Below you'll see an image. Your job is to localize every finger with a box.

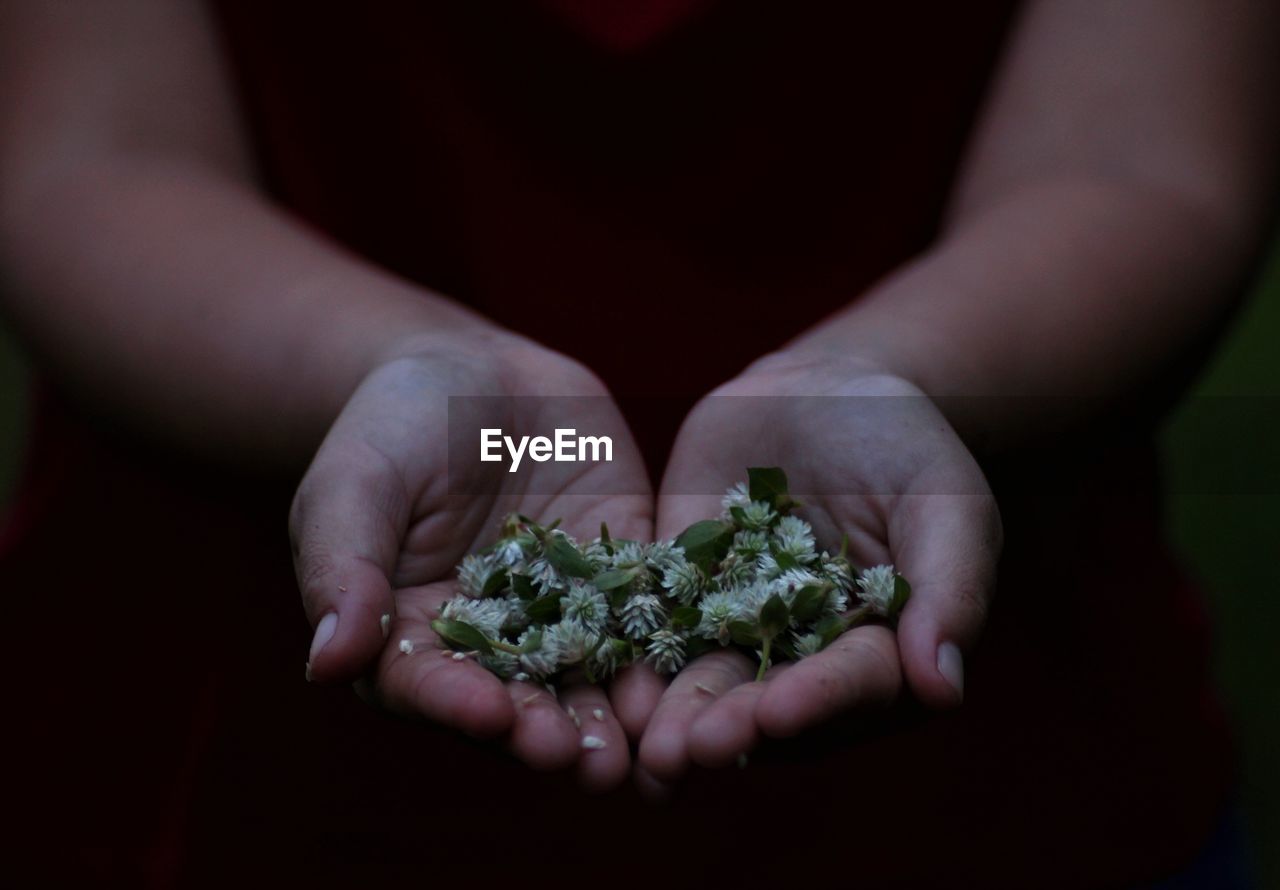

[291,442,406,684]
[755,624,901,737]
[375,629,515,739]
[891,487,1002,709]
[608,661,668,742]
[558,684,630,792]
[686,676,771,769]
[653,492,723,541]
[506,680,581,772]
[633,762,675,804]
[637,649,755,782]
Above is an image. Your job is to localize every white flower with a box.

[547,620,597,666]
[772,516,817,563]
[792,632,824,659]
[644,541,685,573]
[696,591,746,645]
[398,639,414,655]
[720,481,752,515]
[857,564,899,616]
[820,551,854,594]
[645,629,687,675]
[611,541,646,568]
[478,649,519,678]
[440,595,508,638]
[525,556,561,594]
[754,552,783,581]
[661,560,707,605]
[735,501,777,531]
[493,538,526,569]
[562,580,610,633]
[456,552,500,598]
[581,540,611,572]
[618,593,667,639]
[732,530,769,559]
[517,628,559,679]
[581,736,607,750]
[587,637,628,679]
[717,554,755,588]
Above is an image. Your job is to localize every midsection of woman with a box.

[0,1,1232,885]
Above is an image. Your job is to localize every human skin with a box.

[0,0,1275,794]
[626,0,1278,792]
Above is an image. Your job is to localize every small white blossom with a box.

[754,552,783,581]
[857,564,900,616]
[526,556,561,594]
[581,736,607,750]
[398,639,414,655]
[733,530,770,559]
[587,637,628,679]
[661,560,707,605]
[736,501,777,531]
[644,541,685,573]
[792,632,825,659]
[772,516,817,563]
[440,595,507,638]
[456,552,500,598]
[696,591,747,645]
[493,538,526,568]
[562,580,610,633]
[645,629,687,675]
[720,481,752,515]
[547,620,597,666]
[618,593,667,638]
[517,628,558,679]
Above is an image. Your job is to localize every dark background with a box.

[1,235,1277,883]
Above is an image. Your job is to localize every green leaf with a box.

[790,582,832,623]
[670,606,703,630]
[599,521,613,554]
[814,615,846,647]
[517,628,544,653]
[759,594,790,638]
[525,591,565,624]
[674,519,736,570]
[728,620,762,647]
[430,619,494,656]
[592,568,638,591]
[771,548,800,571]
[544,536,595,579]
[481,569,509,597]
[888,574,911,617]
[747,467,789,508]
[728,505,748,527]
[510,573,537,600]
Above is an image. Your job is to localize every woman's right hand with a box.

[289,330,657,790]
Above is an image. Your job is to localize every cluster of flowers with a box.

[429,468,911,685]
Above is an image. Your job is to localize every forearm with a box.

[785,176,1268,452]
[0,156,496,466]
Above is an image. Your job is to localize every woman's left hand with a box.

[632,350,1003,791]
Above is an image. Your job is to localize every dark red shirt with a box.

[1,2,1231,886]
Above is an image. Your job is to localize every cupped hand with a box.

[635,351,1002,788]
[289,331,655,790]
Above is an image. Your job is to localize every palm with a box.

[637,363,1001,785]
[293,346,653,789]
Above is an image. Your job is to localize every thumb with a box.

[290,444,406,684]
[891,484,1002,710]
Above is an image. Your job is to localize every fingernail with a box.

[937,641,964,700]
[309,612,338,662]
